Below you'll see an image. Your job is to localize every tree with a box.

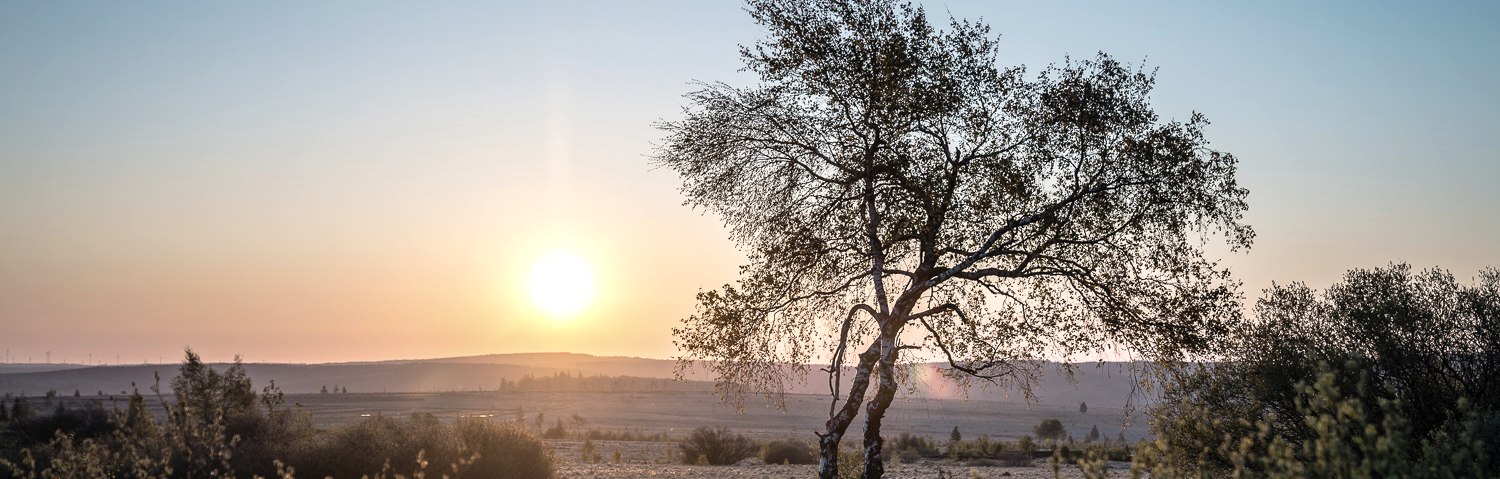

[1086,424,1101,443]
[655,0,1250,477]
[10,397,30,421]
[170,348,256,422]
[1079,401,1088,414]
[1033,418,1066,445]
[1148,264,1500,474]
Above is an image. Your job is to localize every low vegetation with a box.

[676,426,756,465]
[0,349,555,479]
[759,438,816,465]
[1129,264,1499,478]
[3,264,1494,479]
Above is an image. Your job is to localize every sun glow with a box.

[526,251,597,318]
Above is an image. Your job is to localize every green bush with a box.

[1133,363,1492,479]
[678,426,756,465]
[759,438,816,465]
[1145,265,1500,475]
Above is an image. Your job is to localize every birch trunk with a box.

[817,341,881,479]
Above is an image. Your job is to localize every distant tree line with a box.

[0,348,556,479]
[497,372,711,393]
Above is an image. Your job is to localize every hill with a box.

[0,353,1152,410]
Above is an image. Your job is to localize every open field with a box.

[282,390,1148,442]
[545,439,1117,478]
[8,391,1140,477]
[20,389,1148,441]
[18,389,1149,443]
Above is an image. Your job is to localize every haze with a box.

[2,1,1497,364]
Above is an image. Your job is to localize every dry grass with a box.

[548,438,1104,478]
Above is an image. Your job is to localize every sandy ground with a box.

[547,440,1120,478]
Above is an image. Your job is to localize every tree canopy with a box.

[1149,264,1500,473]
[654,0,1250,476]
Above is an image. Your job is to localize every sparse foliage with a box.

[656,0,1250,477]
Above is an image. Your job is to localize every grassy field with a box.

[24,389,1150,442]
[279,390,1150,443]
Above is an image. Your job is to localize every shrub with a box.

[890,432,938,456]
[678,426,756,465]
[995,450,1033,467]
[1145,265,1500,474]
[6,400,113,448]
[542,419,567,439]
[291,414,456,478]
[455,418,554,479]
[837,447,863,479]
[896,448,923,464]
[0,350,557,479]
[1033,418,1066,444]
[760,438,816,465]
[1133,362,1493,479]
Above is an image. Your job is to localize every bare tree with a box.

[654,0,1251,477]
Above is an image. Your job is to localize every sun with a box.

[526,251,597,318]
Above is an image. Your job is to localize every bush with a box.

[890,432,939,456]
[896,448,923,464]
[0,350,556,479]
[287,415,553,479]
[6,401,114,448]
[291,414,456,478]
[1033,418,1066,444]
[1134,362,1493,479]
[456,418,555,479]
[995,450,1033,467]
[1146,265,1500,474]
[760,438,816,465]
[678,426,756,465]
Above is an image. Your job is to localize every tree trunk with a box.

[818,341,882,479]
[861,335,899,479]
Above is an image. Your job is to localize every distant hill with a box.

[0,353,1154,409]
[0,364,89,375]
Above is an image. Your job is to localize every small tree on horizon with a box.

[1033,418,1066,446]
[656,0,1251,477]
[171,347,255,422]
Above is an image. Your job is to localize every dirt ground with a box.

[553,463,1087,478]
[547,439,1119,478]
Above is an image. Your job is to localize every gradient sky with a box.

[2,1,1497,364]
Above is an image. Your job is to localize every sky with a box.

[2,1,1497,364]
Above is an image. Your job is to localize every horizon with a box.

[4,1,1498,364]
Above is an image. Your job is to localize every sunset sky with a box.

[3,1,1497,364]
